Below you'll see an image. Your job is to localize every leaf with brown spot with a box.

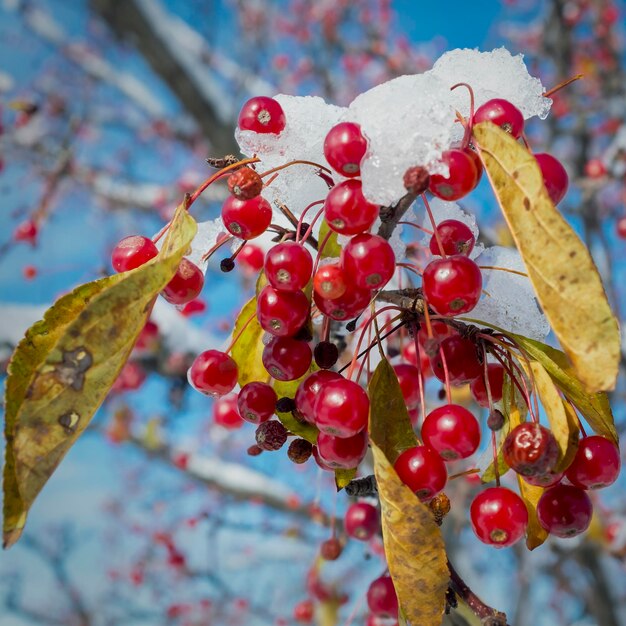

[3,205,196,548]
[517,476,548,550]
[474,122,620,393]
[371,444,448,626]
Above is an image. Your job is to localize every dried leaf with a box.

[510,334,617,444]
[318,219,342,258]
[230,297,268,388]
[3,205,196,548]
[371,444,448,626]
[517,476,547,550]
[474,122,620,393]
[368,358,416,464]
[527,360,579,472]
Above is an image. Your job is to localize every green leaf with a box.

[510,334,617,444]
[474,122,620,393]
[318,219,342,258]
[371,444,448,626]
[368,358,416,464]
[517,475,548,550]
[3,205,196,548]
[230,297,268,388]
[334,468,356,491]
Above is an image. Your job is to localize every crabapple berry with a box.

[13,219,38,245]
[344,502,379,541]
[256,285,309,337]
[470,364,505,407]
[323,122,367,177]
[238,96,286,134]
[421,404,480,460]
[470,487,528,547]
[429,149,480,201]
[503,422,559,477]
[341,233,396,290]
[422,255,482,316]
[429,335,483,386]
[111,235,159,272]
[535,153,569,205]
[313,282,372,321]
[237,382,277,424]
[238,244,265,273]
[313,261,347,300]
[188,350,238,396]
[392,363,421,409]
[523,471,564,488]
[473,98,524,138]
[429,219,475,256]
[162,258,205,305]
[324,179,379,235]
[293,599,315,623]
[314,378,370,438]
[227,167,263,200]
[316,430,368,469]
[221,195,272,239]
[537,484,593,538]
[394,446,447,501]
[262,336,312,381]
[264,242,313,292]
[565,435,621,489]
[295,370,342,423]
[366,575,398,618]
[213,394,244,429]
[617,217,626,240]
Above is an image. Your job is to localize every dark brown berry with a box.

[503,422,559,477]
[227,167,263,200]
[247,444,263,456]
[487,409,505,431]
[276,397,296,413]
[255,420,288,451]
[220,258,235,272]
[403,165,430,195]
[429,492,451,526]
[319,537,343,561]
[288,438,313,464]
[314,341,339,369]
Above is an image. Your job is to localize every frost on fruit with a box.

[236,94,346,216]
[468,246,550,341]
[347,73,455,206]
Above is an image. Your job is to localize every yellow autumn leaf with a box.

[527,360,579,472]
[517,476,548,550]
[230,296,268,388]
[318,219,342,258]
[3,205,196,548]
[473,122,620,393]
[371,444,448,626]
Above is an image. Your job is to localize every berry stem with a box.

[295,200,325,243]
[437,343,453,405]
[298,205,326,245]
[397,220,434,235]
[312,230,333,275]
[412,323,428,427]
[260,159,333,178]
[189,157,260,205]
[450,82,476,148]
[396,262,423,277]
[201,234,235,262]
[449,468,480,481]
[478,265,528,278]
[543,73,583,98]
[421,194,446,257]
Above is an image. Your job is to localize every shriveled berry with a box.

[470,364,505,408]
[503,422,559,477]
[323,122,367,177]
[314,378,369,438]
[324,179,379,236]
[288,438,313,464]
[247,445,263,456]
[473,98,524,138]
[565,435,621,489]
[221,195,272,239]
[470,487,528,547]
[264,242,313,292]
[238,96,286,134]
[341,233,396,290]
[257,285,309,337]
[227,167,263,199]
[237,382,277,424]
[320,537,343,560]
[429,219,475,256]
[366,575,398,618]
[394,446,447,501]
[262,336,312,381]
[162,258,205,305]
[188,349,238,396]
[255,420,288,451]
[537,484,593,538]
[345,502,379,541]
[487,409,505,431]
[403,165,430,195]
[421,404,481,460]
[112,235,159,272]
[213,394,244,429]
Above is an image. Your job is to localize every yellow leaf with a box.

[516,476,547,550]
[334,468,356,491]
[368,358,416,464]
[230,297,267,388]
[318,219,342,258]
[473,122,620,393]
[510,334,617,444]
[371,445,448,626]
[3,205,196,548]
[527,361,579,472]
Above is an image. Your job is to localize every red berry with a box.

[345,502,379,541]
[319,537,343,560]
[392,363,421,409]
[227,167,263,200]
[213,394,244,429]
[417,320,455,350]
[535,153,569,205]
[470,487,528,547]
[257,285,309,337]
[366,575,398,618]
[135,320,159,351]
[429,149,480,201]
[316,430,368,469]
[295,370,342,423]
[523,471,563,488]
[341,233,396,290]
[313,282,371,321]
[237,382,277,424]
[13,219,38,245]
[111,235,159,272]
[313,261,347,300]
[238,96,286,134]
[189,350,238,396]
[312,445,334,472]
[324,179,379,235]
[394,446,447,501]
[617,216,626,240]
[421,404,480,460]
[323,122,367,177]
[221,195,272,239]
[112,361,146,392]
[565,435,621,489]
[22,265,37,280]
[162,258,204,305]
[429,219,475,256]
[503,422,559,477]
[293,599,315,623]
[584,158,606,179]
[537,484,593,538]
[264,242,313,292]
[473,98,524,138]
[400,341,432,378]
[238,244,265,273]
[262,337,312,381]
[469,364,505,408]
[422,255,482,316]
[314,378,370,438]
[429,335,482,386]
